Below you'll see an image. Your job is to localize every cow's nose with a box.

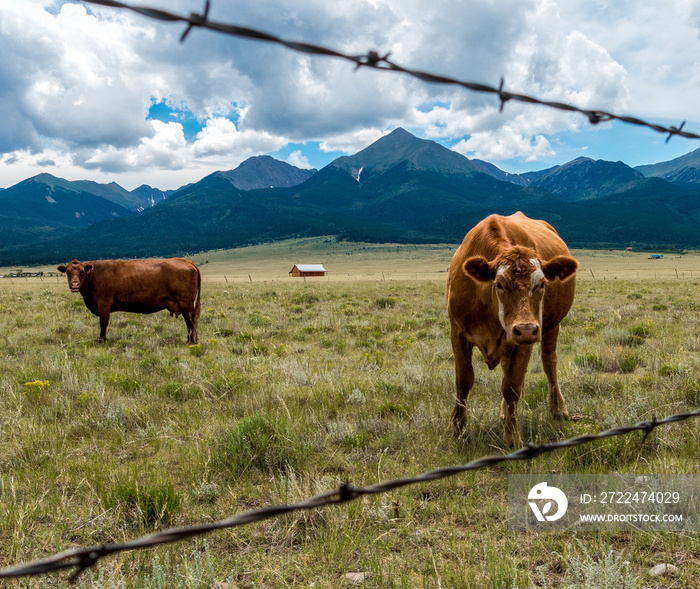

[512,323,539,344]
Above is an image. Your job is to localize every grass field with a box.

[0,240,699,587]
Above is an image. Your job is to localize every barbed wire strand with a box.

[79,0,698,143]
[0,408,698,581]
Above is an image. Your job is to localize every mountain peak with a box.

[381,126,416,141]
[362,127,428,152]
[527,156,644,200]
[25,172,62,185]
[636,146,700,184]
[331,127,482,180]
[13,173,163,211]
[219,156,316,190]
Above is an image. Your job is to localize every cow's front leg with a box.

[541,325,569,419]
[449,321,474,436]
[98,308,111,342]
[500,344,533,446]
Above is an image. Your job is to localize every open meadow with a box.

[1,240,700,587]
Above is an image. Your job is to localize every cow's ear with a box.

[57,265,67,273]
[84,264,94,273]
[463,256,496,283]
[542,255,579,282]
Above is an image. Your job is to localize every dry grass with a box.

[0,241,698,587]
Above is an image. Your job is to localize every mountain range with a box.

[2,128,700,265]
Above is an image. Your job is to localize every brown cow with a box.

[57,258,201,343]
[446,212,578,445]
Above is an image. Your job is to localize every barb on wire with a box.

[1,408,699,581]
[79,0,700,142]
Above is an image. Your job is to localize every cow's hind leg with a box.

[183,308,197,344]
[449,321,474,436]
[500,344,533,446]
[166,301,194,343]
[541,325,569,419]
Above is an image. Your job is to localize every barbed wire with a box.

[0,407,698,582]
[78,0,699,143]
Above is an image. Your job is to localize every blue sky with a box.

[2,0,700,190]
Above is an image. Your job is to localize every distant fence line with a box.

[204,271,700,283]
[206,272,448,283]
[0,408,698,581]
[2,270,700,284]
[0,272,60,279]
[79,0,699,144]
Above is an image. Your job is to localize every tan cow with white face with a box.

[446,212,579,445]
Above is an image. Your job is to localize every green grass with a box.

[0,264,699,587]
[216,413,297,478]
[105,480,182,527]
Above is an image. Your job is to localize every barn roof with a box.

[291,264,327,272]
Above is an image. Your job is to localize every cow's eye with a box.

[495,282,504,290]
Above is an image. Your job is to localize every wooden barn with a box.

[289,264,327,277]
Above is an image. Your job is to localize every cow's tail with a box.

[445,266,452,304]
[193,265,202,331]
[190,263,201,344]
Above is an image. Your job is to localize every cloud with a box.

[1,145,92,185]
[452,126,555,162]
[1,0,699,188]
[75,115,288,174]
[407,0,629,162]
[81,121,188,173]
[286,150,313,169]
[0,3,155,151]
[550,0,700,119]
[319,128,387,154]
[192,117,287,160]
